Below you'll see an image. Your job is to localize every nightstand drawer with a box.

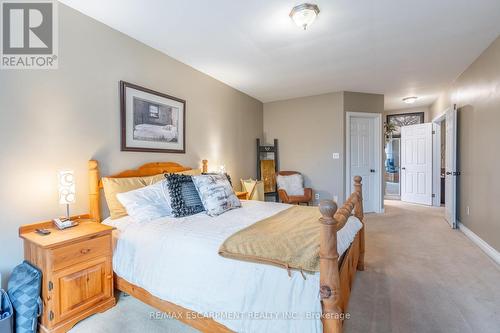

[50,235,111,271]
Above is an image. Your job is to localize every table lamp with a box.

[58,170,75,221]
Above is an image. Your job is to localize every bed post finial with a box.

[319,200,338,221]
[353,176,365,271]
[88,160,101,222]
[353,176,363,219]
[202,159,208,173]
[318,200,343,333]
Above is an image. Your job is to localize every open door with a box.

[445,108,458,228]
[401,123,433,205]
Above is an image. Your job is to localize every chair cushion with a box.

[277,174,305,196]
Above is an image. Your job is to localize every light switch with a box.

[332,153,340,159]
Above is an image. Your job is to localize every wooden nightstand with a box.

[19,216,116,333]
[235,191,248,200]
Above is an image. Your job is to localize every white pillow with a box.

[277,174,305,196]
[116,179,172,222]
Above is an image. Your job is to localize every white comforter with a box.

[104,200,362,333]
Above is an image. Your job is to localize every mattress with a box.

[104,200,362,333]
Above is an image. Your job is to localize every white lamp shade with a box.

[58,170,76,205]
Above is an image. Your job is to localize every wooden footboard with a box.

[319,176,364,333]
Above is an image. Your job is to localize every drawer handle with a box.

[80,248,91,254]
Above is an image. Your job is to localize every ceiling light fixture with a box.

[403,96,418,104]
[289,3,320,30]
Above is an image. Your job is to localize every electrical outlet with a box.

[332,153,340,159]
[315,193,320,201]
[466,206,470,216]
[333,195,338,203]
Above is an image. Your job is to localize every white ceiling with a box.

[60,0,500,110]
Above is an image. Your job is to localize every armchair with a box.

[276,171,313,205]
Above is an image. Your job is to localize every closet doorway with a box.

[346,112,383,213]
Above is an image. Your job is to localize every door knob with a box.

[446,171,452,175]
[401,167,406,170]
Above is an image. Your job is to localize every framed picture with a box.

[386,112,424,138]
[120,81,185,153]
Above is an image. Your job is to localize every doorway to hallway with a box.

[384,138,401,200]
[384,111,425,201]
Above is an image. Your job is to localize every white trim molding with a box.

[431,122,441,207]
[459,221,500,265]
[431,109,448,208]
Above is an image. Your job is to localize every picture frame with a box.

[386,112,424,138]
[120,81,186,153]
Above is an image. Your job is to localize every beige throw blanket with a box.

[219,206,322,273]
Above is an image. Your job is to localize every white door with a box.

[401,123,433,205]
[445,108,458,228]
[349,116,378,212]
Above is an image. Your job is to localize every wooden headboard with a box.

[88,159,208,222]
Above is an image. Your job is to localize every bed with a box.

[87,160,366,333]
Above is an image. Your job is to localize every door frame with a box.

[432,107,460,229]
[432,108,449,207]
[432,111,447,207]
[345,112,383,213]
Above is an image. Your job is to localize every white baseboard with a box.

[458,222,500,265]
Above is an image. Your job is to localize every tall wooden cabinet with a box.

[19,217,115,333]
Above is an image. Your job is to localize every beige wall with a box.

[0,4,263,286]
[263,92,344,203]
[344,91,385,114]
[263,91,384,205]
[430,36,500,251]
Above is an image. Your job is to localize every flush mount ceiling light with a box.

[289,3,320,30]
[403,96,418,104]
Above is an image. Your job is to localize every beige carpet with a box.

[344,200,500,333]
[71,201,500,333]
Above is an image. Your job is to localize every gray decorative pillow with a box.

[192,174,241,217]
[165,174,205,217]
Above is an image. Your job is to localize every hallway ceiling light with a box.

[289,3,320,30]
[403,96,418,104]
